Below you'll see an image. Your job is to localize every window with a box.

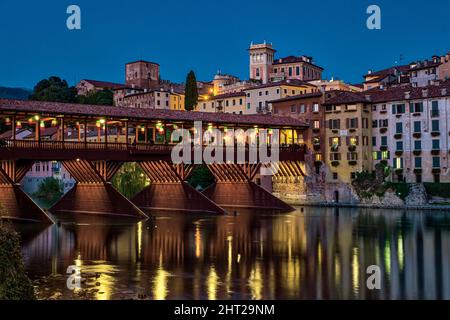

[232,99,236,106]
[396,141,403,151]
[314,153,322,161]
[432,139,440,150]
[410,102,423,113]
[276,89,280,94]
[433,157,440,168]
[349,137,357,146]
[414,140,421,150]
[265,90,269,95]
[313,103,319,113]
[332,172,338,180]
[350,172,356,180]
[413,121,421,133]
[290,105,297,113]
[296,66,300,75]
[392,104,406,114]
[239,98,242,105]
[396,122,403,134]
[299,104,306,113]
[381,136,387,146]
[247,103,251,109]
[348,118,358,129]
[288,67,292,76]
[313,120,320,129]
[393,157,403,169]
[379,119,388,127]
[259,91,262,96]
[256,68,260,77]
[372,120,378,128]
[415,157,422,168]
[329,119,340,129]
[291,90,295,95]
[431,101,439,117]
[372,136,376,146]
[434,174,440,183]
[432,120,440,132]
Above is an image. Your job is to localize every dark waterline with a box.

[14,207,450,300]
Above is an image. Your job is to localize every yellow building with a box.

[323,91,372,184]
[170,92,185,110]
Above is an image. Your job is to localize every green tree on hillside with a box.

[29,76,77,103]
[77,89,113,105]
[184,70,198,111]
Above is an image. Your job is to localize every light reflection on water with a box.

[15,207,450,300]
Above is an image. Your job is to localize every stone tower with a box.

[248,42,275,84]
[125,60,160,89]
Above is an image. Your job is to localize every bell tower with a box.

[248,42,275,84]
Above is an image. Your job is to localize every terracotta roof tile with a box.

[0,99,308,128]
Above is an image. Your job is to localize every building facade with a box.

[244,80,318,114]
[323,92,373,184]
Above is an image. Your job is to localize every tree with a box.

[29,76,77,103]
[32,177,63,205]
[77,89,113,105]
[111,162,148,199]
[184,70,198,111]
[188,165,215,190]
[0,223,35,300]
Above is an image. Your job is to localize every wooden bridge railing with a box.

[0,139,307,159]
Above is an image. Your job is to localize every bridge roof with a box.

[0,99,308,128]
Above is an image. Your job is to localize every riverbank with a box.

[300,202,450,211]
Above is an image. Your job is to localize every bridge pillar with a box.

[132,161,227,214]
[0,160,53,223]
[50,160,147,219]
[203,162,296,212]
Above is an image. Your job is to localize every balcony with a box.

[394,133,402,139]
[431,149,440,155]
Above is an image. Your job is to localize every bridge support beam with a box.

[0,160,53,223]
[203,163,295,212]
[132,161,227,214]
[50,160,147,219]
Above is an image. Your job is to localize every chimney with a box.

[405,91,410,99]
[367,70,372,75]
[365,95,371,101]
[441,88,448,96]
[422,89,428,97]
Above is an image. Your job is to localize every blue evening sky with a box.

[0,0,449,89]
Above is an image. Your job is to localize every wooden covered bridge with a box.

[0,99,308,223]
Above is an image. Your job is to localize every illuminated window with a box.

[315,153,322,161]
[381,151,389,160]
[313,120,320,129]
[349,137,357,146]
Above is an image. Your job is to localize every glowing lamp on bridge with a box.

[16,121,22,128]
[34,115,40,121]
[5,117,11,125]
[40,121,45,128]
[51,119,57,126]
[140,126,145,133]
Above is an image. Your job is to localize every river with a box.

[14,207,450,300]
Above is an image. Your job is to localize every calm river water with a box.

[15,207,450,300]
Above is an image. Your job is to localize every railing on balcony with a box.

[0,139,307,156]
[0,139,173,153]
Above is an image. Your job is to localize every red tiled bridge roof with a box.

[0,99,308,128]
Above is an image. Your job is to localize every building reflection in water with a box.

[16,207,450,300]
